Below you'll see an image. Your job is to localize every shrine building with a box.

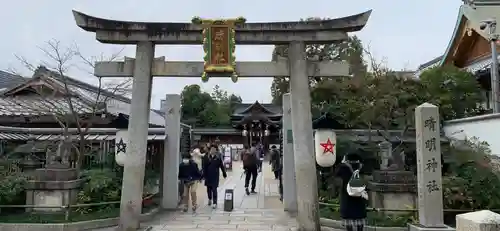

[415,0,500,112]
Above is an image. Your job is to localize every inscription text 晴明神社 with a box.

[423,116,440,195]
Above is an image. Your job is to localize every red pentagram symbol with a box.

[320,138,335,154]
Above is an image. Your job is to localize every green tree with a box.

[420,65,486,121]
[181,84,242,127]
[180,84,215,126]
[210,85,242,126]
[270,29,366,105]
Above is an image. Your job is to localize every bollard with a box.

[223,188,234,212]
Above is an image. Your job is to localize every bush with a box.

[75,169,122,214]
[443,137,500,210]
[0,173,28,205]
[319,204,416,227]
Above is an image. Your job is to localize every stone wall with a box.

[444,114,500,156]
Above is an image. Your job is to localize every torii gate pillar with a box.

[118,41,155,230]
[289,41,320,230]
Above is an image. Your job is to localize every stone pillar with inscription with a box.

[409,103,454,231]
[160,94,181,209]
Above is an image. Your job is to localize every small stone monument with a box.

[456,210,500,231]
[368,140,417,214]
[409,103,454,231]
[25,139,82,212]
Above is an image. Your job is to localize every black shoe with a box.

[208,201,212,206]
[245,187,250,195]
[251,190,257,194]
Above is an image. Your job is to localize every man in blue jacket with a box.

[178,153,202,213]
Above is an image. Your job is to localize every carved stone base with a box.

[372,170,416,184]
[34,168,79,181]
[408,224,455,231]
[25,168,82,212]
[368,170,417,193]
[368,170,417,214]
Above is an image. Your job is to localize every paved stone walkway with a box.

[147,161,298,230]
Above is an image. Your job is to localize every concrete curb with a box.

[320,218,408,231]
[0,207,160,231]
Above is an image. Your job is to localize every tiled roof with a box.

[0,66,164,126]
[0,70,29,92]
[233,102,282,115]
[417,56,443,71]
[30,66,131,104]
[0,96,94,116]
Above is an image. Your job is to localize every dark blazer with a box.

[178,160,202,183]
[269,149,282,171]
[202,153,227,187]
[336,163,368,220]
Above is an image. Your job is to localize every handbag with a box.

[346,166,366,197]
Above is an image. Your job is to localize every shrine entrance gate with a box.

[72,10,371,231]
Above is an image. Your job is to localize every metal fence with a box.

[319,202,500,227]
[0,193,159,222]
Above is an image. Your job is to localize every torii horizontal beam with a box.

[72,10,372,45]
[94,57,350,78]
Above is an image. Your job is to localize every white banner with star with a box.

[314,129,336,167]
[115,129,128,166]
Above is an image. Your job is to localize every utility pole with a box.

[481,19,500,113]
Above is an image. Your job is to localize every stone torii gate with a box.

[72,10,371,231]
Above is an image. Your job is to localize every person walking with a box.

[178,153,202,213]
[269,145,283,201]
[242,145,259,195]
[190,146,206,174]
[202,144,227,209]
[257,143,264,172]
[269,145,282,180]
[336,152,368,231]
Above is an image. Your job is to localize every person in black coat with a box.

[268,145,283,200]
[178,153,202,212]
[202,144,227,209]
[335,152,368,231]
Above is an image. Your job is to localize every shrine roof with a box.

[232,101,282,116]
[440,1,500,66]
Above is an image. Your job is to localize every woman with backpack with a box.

[336,152,368,231]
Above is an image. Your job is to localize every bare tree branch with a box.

[8,39,129,169]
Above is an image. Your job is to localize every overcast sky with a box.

[0,0,461,109]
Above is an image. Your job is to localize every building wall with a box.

[193,134,279,147]
[443,114,500,155]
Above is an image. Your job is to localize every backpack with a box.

[345,164,366,197]
[242,150,256,167]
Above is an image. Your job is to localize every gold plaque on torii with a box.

[192,17,246,83]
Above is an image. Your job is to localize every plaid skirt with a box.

[343,218,366,227]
